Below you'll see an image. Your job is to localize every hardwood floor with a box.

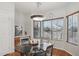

[52,48,72,56]
[4,52,21,56]
[5,48,72,56]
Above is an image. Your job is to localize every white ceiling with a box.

[15,2,71,15]
[15,2,78,20]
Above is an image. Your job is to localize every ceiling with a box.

[15,2,70,15]
[15,2,72,19]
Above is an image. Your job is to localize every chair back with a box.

[33,49,46,56]
[46,45,53,56]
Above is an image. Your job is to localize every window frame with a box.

[66,11,79,46]
[33,17,64,40]
[51,17,64,40]
[33,20,41,39]
[42,20,52,40]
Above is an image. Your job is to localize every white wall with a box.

[15,10,32,37]
[15,10,26,36]
[0,3,15,55]
[24,13,32,37]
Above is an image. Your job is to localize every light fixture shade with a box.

[31,15,44,21]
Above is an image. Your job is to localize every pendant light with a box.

[31,2,44,21]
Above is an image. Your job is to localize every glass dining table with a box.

[15,42,53,56]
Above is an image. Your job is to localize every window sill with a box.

[66,41,78,46]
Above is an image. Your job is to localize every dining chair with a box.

[32,48,46,56]
[21,45,33,56]
[45,45,53,56]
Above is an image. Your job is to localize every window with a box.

[43,20,52,40]
[33,11,79,45]
[52,18,64,40]
[33,18,64,41]
[33,21,41,38]
[67,13,78,45]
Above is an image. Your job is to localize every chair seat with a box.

[32,49,46,56]
[33,51,46,56]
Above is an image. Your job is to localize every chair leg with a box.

[45,51,47,56]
